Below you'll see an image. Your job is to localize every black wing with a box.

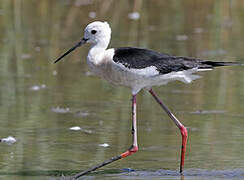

[113,47,238,74]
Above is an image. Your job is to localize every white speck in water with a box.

[69,126,81,131]
[1,136,16,145]
[30,84,46,91]
[83,129,92,134]
[30,85,40,91]
[53,70,57,76]
[176,35,188,41]
[51,107,70,113]
[89,12,96,19]
[128,12,140,20]
[21,54,32,59]
[99,143,110,148]
[69,126,92,134]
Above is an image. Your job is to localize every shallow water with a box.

[0,0,244,180]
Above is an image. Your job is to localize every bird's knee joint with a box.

[129,145,138,153]
[180,126,188,138]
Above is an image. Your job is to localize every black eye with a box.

[91,30,97,34]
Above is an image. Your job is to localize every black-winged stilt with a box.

[54,21,241,179]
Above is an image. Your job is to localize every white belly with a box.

[87,60,143,87]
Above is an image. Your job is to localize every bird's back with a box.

[113,47,238,75]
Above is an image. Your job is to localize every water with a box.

[0,0,244,179]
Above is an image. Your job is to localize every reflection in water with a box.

[97,169,244,179]
[0,0,244,179]
[0,168,243,180]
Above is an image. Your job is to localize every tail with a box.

[200,61,243,68]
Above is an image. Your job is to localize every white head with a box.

[84,21,111,48]
[54,21,111,63]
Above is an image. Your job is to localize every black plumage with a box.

[113,47,239,74]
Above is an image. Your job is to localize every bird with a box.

[54,21,241,179]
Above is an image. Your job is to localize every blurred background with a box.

[0,0,244,179]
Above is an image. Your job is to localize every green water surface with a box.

[0,1,244,179]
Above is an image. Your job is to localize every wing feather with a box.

[113,47,238,74]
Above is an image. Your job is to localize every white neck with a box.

[87,37,110,65]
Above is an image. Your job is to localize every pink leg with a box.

[65,95,138,179]
[149,89,188,173]
[121,94,138,158]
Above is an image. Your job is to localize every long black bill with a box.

[54,38,88,64]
